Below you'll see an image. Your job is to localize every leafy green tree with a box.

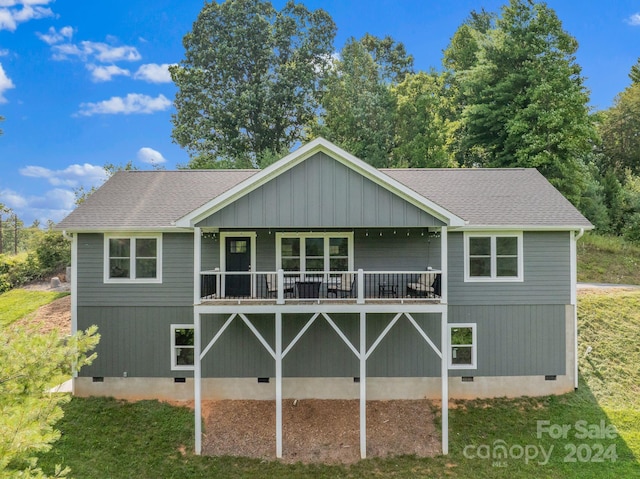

[598,83,640,178]
[452,0,596,204]
[312,34,413,167]
[312,37,396,167]
[0,115,4,136]
[630,57,640,84]
[171,0,336,168]
[35,231,71,275]
[0,322,99,478]
[392,71,455,167]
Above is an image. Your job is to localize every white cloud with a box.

[137,147,167,164]
[134,63,174,83]
[19,163,108,187]
[0,1,53,31]
[1,187,77,224]
[628,13,640,26]
[77,93,171,116]
[86,63,130,82]
[52,40,141,62]
[36,25,73,45]
[0,63,15,103]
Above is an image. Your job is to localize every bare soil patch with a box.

[202,399,440,464]
[14,295,71,336]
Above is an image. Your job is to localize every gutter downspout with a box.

[573,228,584,389]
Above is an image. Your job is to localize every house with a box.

[57,138,592,458]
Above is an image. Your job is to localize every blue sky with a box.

[0,0,639,226]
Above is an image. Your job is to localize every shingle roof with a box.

[381,168,592,228]
[57,170,258,230]
[57,163,591,230]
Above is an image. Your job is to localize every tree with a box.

[630,57,640,84]
[171,0,336,168]
[0,115,4,136]
[392,71,455,167]
[312,34,414,167]
[598,83,640,177]
[452,0,597,204]
[0,323,99,478]
[0,204,10,255]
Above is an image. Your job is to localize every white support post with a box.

[194,311,202,455]
[359,311,367,459]
[441,308,449,455]
[275,312,283,458]
[194,227,202,305]
[70,233,78,395]
[277,269,285,305]
[440,227,448,304]
[357,269,365,304]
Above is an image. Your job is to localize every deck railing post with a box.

[277,269,285,305]
[357,269,365,304]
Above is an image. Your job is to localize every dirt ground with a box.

[24,284,441,463]
[202,399,440,463]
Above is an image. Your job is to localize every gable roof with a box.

[174,138,465,227]
[57,139,592,231]
[383,168,592,229]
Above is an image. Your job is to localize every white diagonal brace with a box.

[200,313,237,360]
[239,313,276,359]
[365,312,403,360]
[282,312,320,358]
[321,312,360,359]
[405,312,442,358]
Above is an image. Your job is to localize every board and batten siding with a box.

[77,233,194,307]
[449,305,566,376]
[196,152,445,229]
[77,306,193,378]
[447,231,571,305]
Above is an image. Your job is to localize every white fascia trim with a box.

[452,225,594,232]
[59,227,192,233]
[174,137,465,228]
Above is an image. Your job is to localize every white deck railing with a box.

[199,269,442,303]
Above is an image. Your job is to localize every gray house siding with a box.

[448,231,571,306]
[196,152,445,229]
[77,306,193,378]
[449,305,566,377]
[79,306,565,379]
[77,233,194,307]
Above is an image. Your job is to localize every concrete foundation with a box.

[74,374,574,402]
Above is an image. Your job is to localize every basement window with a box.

[448,323,477,370]
[171,325,195,371]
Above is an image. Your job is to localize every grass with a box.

[0,288,69,325]
[36,289,640,478]
[577,232,640,284]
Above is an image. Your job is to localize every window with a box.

[448,323,477,369]
[104,234,162,283]
[464,232,523,281]
[276,233,353,274]
[171,325,195,370]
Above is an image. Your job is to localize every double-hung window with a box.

[171,325,194,370]
[448,323,477,369]
[277,233,353,275]
[104,234,162,283]
[464,232,523,281]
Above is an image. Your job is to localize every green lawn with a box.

[578,233,640,284]
[36,289,640,478]
[0,288,69,325]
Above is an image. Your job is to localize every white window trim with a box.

[463,231,523,282]
[448,323,477,370]
[103,233,163,284]
[275,232,354,273]
[171,324,195,371]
